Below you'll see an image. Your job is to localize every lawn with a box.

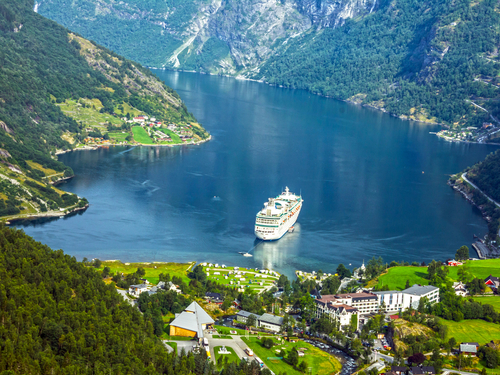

[472,296,500,312]
[98,260,194,284]
[372,267,429,290]
[132,126,154,144]
[214,325,248,336]
[448,259,500,281]
[441,319,500,344]
[165,342,177,353]
[212,335,233,339]
[107,132,129,142]
[242,337,341,375]
[214,346,240,369]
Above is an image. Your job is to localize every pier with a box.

[472,241,500,259]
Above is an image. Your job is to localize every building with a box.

[235,310,284,332]
[447,260,463,267]
[485,275,500,292]
[391,366,409,375]
[315,295,362,330]
[373,285,440,312]
[452,282,468,297]
[411,367,435,375]
[258,313,283,332]
[205,292,223,304]
[460,342,479,356]
[129,283,149,296]
[169,302,214,338]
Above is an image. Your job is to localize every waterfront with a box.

[16,71,499,277]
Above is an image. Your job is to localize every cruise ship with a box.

[255,187,303,241]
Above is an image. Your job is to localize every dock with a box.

[472,241,500,259]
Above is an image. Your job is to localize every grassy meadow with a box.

[371,259,500,290]
[58,98,123,131]
[472,296,500,312]
[132,126,154,144]
[441,319,500,344]
[242,337,341,375]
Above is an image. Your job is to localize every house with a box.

[315,295,360,330]
[169,301,214,338]
[460,342,479,356]
[391,366,409,375]
[422,366,435,375]
[165,281,182,293]
[236,310,260,324]
[485,275,500,292]
[205,292,223,304]
[129,283,149,296]
[410,367,435,375]
[258,313,283,332]
[447,260,463,266]
[452,282,468,297]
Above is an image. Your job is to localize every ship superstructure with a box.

[254,187,303,241]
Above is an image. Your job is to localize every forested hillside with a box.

[258,0,500,130]
[38,0,500,133]
[468,150,500,203]
[0,0,207,220]
[0,226,274,374]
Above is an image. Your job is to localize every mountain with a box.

[0,0,208,220]
[37,0,500,135]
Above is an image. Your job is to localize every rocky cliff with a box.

[37,0,377,75]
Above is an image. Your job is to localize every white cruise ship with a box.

[255,187,303,241]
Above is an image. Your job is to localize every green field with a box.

[108,132,129,142]
[132,126,154,144]
[372,266,429,290]
[214,346,240,369]
[372,259,500,290]
[212,335,233,339]
[472,296,500,312]
[441,319,500,344]
[98,260,194,284]
[242,337,341,375]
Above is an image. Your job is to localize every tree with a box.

[448,337,457,350]
[405,279,410,289]
[221,298,232,311]
[336,264,351,279]
[408,352,426,365]
[101,266,110,278]
[246,314,257,328]
[188,265,207,282]
[298,360,308,373]
[93,258,102,268]
[455,245,470,261]
[262,338,274,349]
[288,348,299,367]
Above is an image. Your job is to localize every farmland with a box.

[441,319,500,344]
[132,126,154,144]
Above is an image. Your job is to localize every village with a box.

[100,256,500,375]
[436,122,500,144]
[80,114,201,147]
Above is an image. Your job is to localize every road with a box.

[462,173,500,209]
[207,336,250,361]
[442,370,479,375]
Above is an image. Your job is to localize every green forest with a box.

[257,0,500,130]
[0,0,207,219]
[0,225,276,374]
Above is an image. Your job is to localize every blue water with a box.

[16,71,499,277]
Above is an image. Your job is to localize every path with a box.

[442,370,478,375]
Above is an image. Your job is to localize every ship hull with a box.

[255,201,302,241]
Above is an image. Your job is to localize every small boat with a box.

[243,253,253,257]
[288,226,295,233]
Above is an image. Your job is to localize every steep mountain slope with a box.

[0,0,208,220]
[37,0,500,135]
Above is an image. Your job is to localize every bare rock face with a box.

[38,0,378,75]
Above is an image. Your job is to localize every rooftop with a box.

[169,302,214,338]
[259,313,283,326]
[403,284,439,296]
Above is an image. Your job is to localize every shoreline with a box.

[153,68,500,145]
[4,203,89,225]
[55,135,212,155]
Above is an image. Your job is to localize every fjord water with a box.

[18,71,498,276]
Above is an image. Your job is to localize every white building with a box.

[374,285,440,312]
